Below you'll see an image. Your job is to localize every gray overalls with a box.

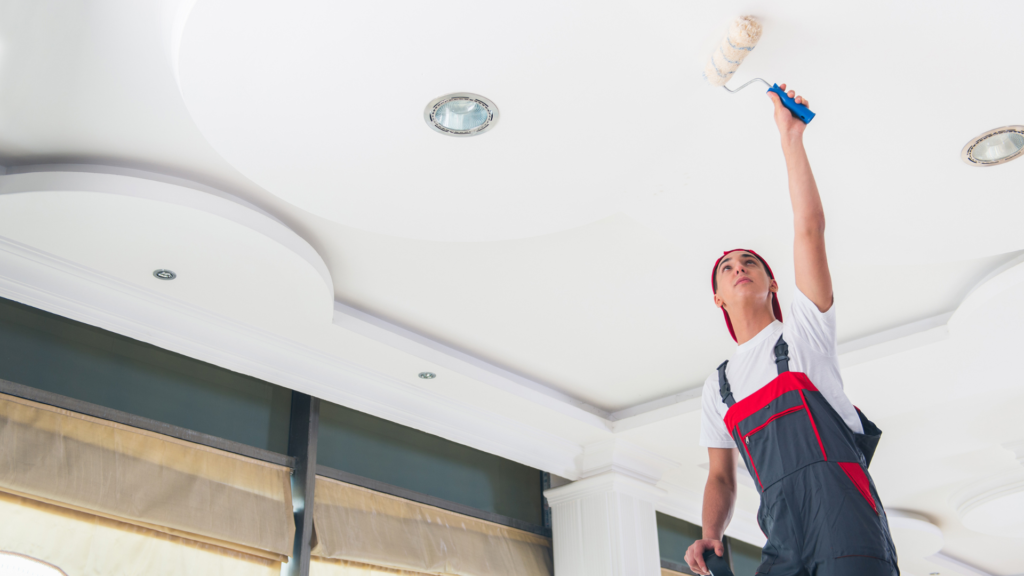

[718,336,899,575]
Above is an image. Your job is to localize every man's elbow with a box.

[707,471,738,494]
[796,215,826,237]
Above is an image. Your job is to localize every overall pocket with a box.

[738,390,828,490]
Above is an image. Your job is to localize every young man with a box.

[683,87,899,576]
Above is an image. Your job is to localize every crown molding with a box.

[0,235,583,479]
[333,301,612,428]
[579,438,680,485]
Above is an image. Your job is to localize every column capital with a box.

[544,470,666,506]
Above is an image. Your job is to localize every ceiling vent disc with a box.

[962,126,1024,166]
[424,93,499,137]
[950,469,1024,537]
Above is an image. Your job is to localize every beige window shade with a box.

[313,558,439,576]
[0,392,294,561]
[312,476,553,576]
[0,490,280,576]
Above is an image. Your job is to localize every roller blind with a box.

[312,476,553,576]
[0,490,280,576]
[0,392,294,560]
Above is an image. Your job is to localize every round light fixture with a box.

[962,126,1024,166]
[951,469,1024,537]
[418,372,436,379]
[424,93,499,137]
[153,269,177,280]
[0,552,67,576]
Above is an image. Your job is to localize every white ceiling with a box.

[1,1,1023,574]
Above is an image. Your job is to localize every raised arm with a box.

[768,85,833,312]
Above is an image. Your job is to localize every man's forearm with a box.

[701,476,736,540]
[781,130,833,310]
[782,135,825,236]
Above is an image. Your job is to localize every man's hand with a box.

[768,83,810,141]
[685,539,726,575]
[769,83,833,312]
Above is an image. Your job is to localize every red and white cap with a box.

[711,249,783,342]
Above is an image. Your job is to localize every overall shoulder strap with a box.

[717,360,735,407]
[773,335,790,375]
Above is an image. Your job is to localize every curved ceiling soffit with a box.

[163,0,201,82]
[884,510,944,560]
[947,252,1024,334]
[0,165,335,315]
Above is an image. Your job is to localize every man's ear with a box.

[769,279,778,293]
[714,293,725,309]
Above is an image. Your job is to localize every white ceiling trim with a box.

[924,552,996,576]
[1,164,335,305]
[578,439,681,485]
[333,301,612,428]
[336,299,962,435]
[950,252,1024,332]
[836,311,952,368]
[0,235,584,479]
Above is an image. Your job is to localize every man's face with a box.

[713,250,777,310]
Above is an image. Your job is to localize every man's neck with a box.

[730,306,778,345]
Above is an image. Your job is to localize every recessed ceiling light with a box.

[153,269,177,280]
[418,372,436,379]
[424,93,499,137]
[962,126,1024,166]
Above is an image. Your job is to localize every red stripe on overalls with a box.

[723,372,820,432]
[838,462,878,514]
[799,390,827,460]
[738,423,764,490]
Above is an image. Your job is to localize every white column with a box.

[544,440,674,576]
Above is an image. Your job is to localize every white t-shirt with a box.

[699,288,863,449]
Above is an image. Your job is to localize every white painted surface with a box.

[177,0,1024,257]
[0,169,333,330]
[546,472,664,576]
[951,469,1024,539]
[887,510,943,563]
[1,1,1024,573]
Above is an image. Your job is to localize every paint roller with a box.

[704,16,815,124]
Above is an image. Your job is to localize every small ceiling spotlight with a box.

[962,126,1024,166]
[153,269,177,280]
[424,93,499,137]
[418,372,436,380]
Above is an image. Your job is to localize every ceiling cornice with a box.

[0,235,585,479]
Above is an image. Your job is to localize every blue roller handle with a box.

[767,83,815,124]
[702,549,734,576]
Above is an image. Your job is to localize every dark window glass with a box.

[729,537,763,575]
[0,297,292,452]
[657,512,702,569]
[318,401,542,525]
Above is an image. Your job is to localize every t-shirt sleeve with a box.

[785,287,838,356]
[699,371,736,448]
